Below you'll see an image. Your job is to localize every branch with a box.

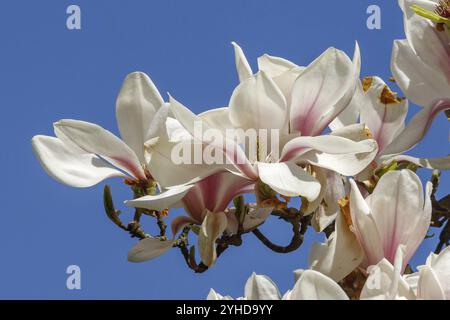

[252,213,311,253]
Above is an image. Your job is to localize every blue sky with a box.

[0,0,448,299]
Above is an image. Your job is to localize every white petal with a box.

[360,258,416,300]
[32,135,126,187]
[244,273,281,300]
[290,270,349,300]
[242,206,274,231]
[425,246,450,299]
[290,47,354,136]
[125,184,193,211]
[404,12,450,85]
[232,42,253,82]
[198,210,228,267]
[309,211,364,282]
[288,137,378,177]
[127,237,173,262]
[116,72,164,163]
[349,179,385,266]
[229,71,288,131]
[328,42,362,131]
[382,99,450,155]
[169,96,257,179]
[417,266,446,299]
[257,162,321,201]
[54,119,146,180]
[280,134,376,162]
[257,54,300,78]
[391,39,450,107]
[198,107,234,134]
[360,77,409,152]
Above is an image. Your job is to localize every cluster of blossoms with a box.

[32,0,449,299]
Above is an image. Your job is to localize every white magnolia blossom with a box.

[32,72,169,187]
[393,0,450,108]
[308,169,432,282]
[362,246,450,300]
[339,76,450,173]
[165,44,378,204]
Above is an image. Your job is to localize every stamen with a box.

[380,85,404,104]
[338,197,352,227]
[362,77,373,93]
[436,0,450,18]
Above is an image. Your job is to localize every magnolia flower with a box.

[208,270,350,300]
[404,246,450,299]
[350,169,432,271]
[309,169,432,282]
[208,272,281,300]
[359,76,450,172]
[126,170,257,266]
[362,246,450,300]
[232,42,362,134]
[32,72,168,187]
[360,245,416,300]
[392,0,450,108]
[167,44,378,203]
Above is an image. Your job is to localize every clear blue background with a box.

[0,0,448,299]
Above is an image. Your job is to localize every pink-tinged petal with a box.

[232,42,253,82]
[382,99,450,155]
[280,135,375,162]
[257,162,321,201]
[368,170,431,270]
[309,211,364,282]
[125,184,193,212]
[244,273,281,300]
[297,140,378,176]
[169,96,258,179]
[54,119,146,181]
[290,47,354,136]
[116,72,164,163]
[229,71,288,132]
[198,210,227,267]
[147,130,234,188]
[417,266,446,300]
[391,39,450,107]
[360,77,408,153]
[349,179,384,266]
[378,154,450,170]
[32,135,127,187]
[182,170,255,221]
[290,270,349,300]
[127,237,173,263]
[326,42,362,132]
